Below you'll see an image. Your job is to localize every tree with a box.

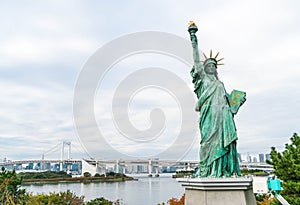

[267,133,300,204]
[27,190,84,205]
[19,170,72,179]
[168,194,185,205]
[85,197,119,205]
[83,172,92,177]
[94,173,101,177]
[0,167,28,204]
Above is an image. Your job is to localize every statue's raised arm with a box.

[188,21,204,75]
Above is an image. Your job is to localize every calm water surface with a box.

[22,174,184,205]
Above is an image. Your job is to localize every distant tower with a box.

[137,165,144,173]
[60,141,71,171]
[265,154,271,161]
[253,157,258,163]
[238,153,242,163]
[259,154,265,162]
[247,153,252,163]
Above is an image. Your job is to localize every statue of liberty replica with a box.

[188,21,246,178]
[178,21,256,205]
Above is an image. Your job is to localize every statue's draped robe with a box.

[191,67,241,177]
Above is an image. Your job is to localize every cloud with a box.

[0,38,97,67]
[1,0,300,160]
[0,79,81,159]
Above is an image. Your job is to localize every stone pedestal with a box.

[177,177,256,205]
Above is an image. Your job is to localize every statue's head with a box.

[203,51,224,75]
[204,58,217,74]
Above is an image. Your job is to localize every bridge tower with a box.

[60,141,71,171]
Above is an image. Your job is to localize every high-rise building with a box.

[253,157,258,163]
[137,165,144,173]
[238,153,242,163]
[247,153,252,163]
[259,154,265,162]
[265,154,271,161]
[28,162,34,170]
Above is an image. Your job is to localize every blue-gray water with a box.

[22,173,184,205]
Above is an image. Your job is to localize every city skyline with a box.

[0,150,274,164]
[1,1,300,160]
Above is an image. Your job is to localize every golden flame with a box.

[189,21,196,26]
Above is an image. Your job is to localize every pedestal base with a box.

[177,177,256,205]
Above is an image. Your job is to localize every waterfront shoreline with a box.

[22,176,136,185]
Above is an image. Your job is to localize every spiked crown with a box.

[203,50,224,68]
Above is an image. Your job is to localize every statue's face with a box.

[204,63,217,74]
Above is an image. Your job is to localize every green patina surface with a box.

[188,22,246,177]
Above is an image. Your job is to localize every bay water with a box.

[22,173,185,205]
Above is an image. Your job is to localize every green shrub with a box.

[0,167,28,204]
[27,190,84,205]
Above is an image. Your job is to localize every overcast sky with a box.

[0,0,300,161]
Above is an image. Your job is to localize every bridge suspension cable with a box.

[42,142,62,159]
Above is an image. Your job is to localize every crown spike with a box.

[210,50,212,58]
[217,58,224,62]
[215,52,220,59]
[217,63,224,66]
[203,53,208,59]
